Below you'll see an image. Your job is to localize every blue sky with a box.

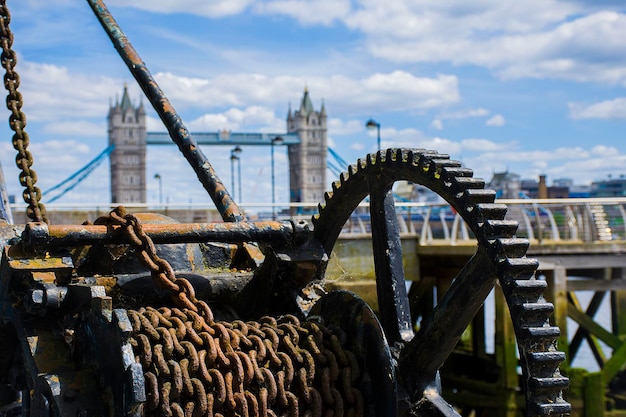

[1,0,626,208]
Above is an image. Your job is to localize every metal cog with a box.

[311,148,571,416]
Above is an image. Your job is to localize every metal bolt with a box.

[24,289,45,314]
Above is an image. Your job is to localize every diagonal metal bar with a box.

[86,0,244,223]
[399,248,497,398]
[369,181,414,345]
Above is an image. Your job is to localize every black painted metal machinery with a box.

[0,1,571,416]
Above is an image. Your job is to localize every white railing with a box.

[7,198,626,245]
[330,197,626,245]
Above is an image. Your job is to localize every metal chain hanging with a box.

[0,0,47,223]
[97,207,364,417]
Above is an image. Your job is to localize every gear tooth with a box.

[442,166,474,178]
[432,159,461,169]
[349,164,358,176]
[460,188,495,205]
[471,202,507,222]
[533,401,571,416]
[324,191,333,203]
[509,279,548,304]
[528,351,566,364]
[502,257,540,280]
[452,178,486,197]
[430,159,462,180]
[494,237,530,259]
[528,351,567,378]
[399,148,410,162]
[511,302,555,327]
[357,158,367,171]
[484,219,519,239]
[529,376,570,392]
[332,181,341,192]
[386,148,396,162]
[340,171,349,184]
[519,326,561,343]
[376,149,386,164]
[418,153,433,172]
[408,149,422,166]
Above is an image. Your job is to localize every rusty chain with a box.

[95,207,214,319]
[0,0,47,223]
[98,207,364,416]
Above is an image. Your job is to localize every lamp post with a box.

[237,149,242,203]
[230,146,242,202]
[271,136,284,220]
[366,118,381,151]
[154,173,162,207]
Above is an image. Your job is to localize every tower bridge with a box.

[109,85,327,205]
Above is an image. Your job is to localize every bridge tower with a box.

[287,89,327,204]
[108,85,147,204]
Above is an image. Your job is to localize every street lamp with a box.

[230,146,242,202]
[271,136,284,220]
[365,118,381,151]
[154,173,162,207]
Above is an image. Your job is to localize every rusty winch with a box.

[0,1,571,416]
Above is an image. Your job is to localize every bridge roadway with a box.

[146,131,301,146]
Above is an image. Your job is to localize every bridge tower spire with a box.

[108,85,147,204]
[287,88,327,204]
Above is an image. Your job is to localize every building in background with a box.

[108,85,147,204]
[108,87,327,206]
[591,176,626,197]
[286,89,327,204]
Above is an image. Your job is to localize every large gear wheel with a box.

[311,148,571,416]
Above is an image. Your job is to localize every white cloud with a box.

[0,140,107,204]
[255,0,352,25]
[156,71,460,115]
[378,127,462,155]
[486,114,505,126]
[439,108,490,120]
[42,121,107,137]
[431,108,494,130]
[569,98,626,119]
[187,106,283,132]
[591,145,619,155]
[19,62,123,122]
[106,0,254,18]
[342,3,626,84]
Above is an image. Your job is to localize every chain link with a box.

[129,307,363,417]
[97,207,364,416]
[95,207,214,318]
[0,0,47,223]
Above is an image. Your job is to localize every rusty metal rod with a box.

[86,0,244,223]
[24,221,307,248]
